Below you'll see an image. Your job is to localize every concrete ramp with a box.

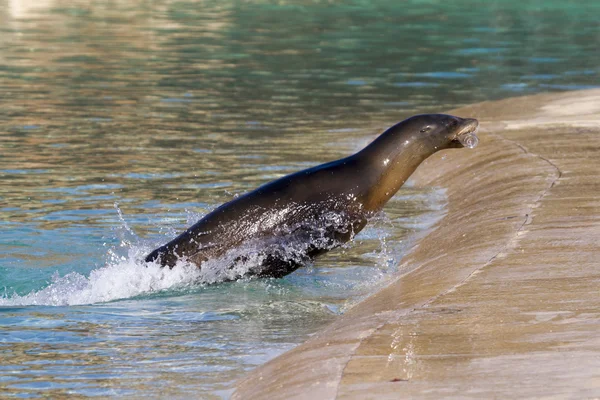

[233,89,600,399]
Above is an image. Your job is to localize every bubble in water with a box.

[458,130,479,149]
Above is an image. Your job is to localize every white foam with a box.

[0,252,203,307]
[0,220,338,307]
[0,232,326,307]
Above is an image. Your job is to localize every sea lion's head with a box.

[402,114,479,150]
[358,113,480,167]
[357,114,480,211]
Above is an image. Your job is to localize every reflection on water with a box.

[1,0,599,397]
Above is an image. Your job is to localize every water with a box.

[1,0,599,397]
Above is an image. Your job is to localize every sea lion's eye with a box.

[420,126,431,133]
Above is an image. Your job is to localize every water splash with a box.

[0,210,351,306]
[0,254,203,307]
[1,222,341,306]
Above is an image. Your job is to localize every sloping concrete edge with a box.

[233,89,600,399]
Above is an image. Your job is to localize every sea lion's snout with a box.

[450,117,479,148]
[457,118,479,136]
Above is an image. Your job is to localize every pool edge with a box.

[233,89,600,399]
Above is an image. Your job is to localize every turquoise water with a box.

[1,0,599,397]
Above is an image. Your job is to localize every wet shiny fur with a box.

[146,114,478,278]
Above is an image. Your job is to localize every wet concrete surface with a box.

[233,89,600,399]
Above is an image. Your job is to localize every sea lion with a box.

[145,114,479,279]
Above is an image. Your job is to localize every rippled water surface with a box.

[1,0,599,397]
